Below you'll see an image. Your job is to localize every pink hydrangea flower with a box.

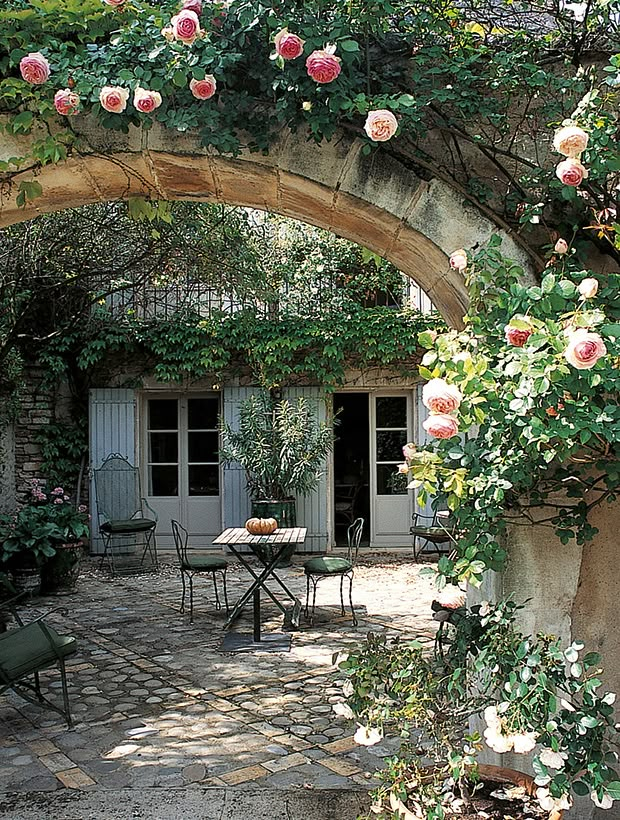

[171,9,201,44]
[19,52,50,85]
[306,48,341,83]
[133,87,162,114]
[52,487,64,495]
[364,109,398,142]
[274,29,305,60]
[422,379,462,414]
[99,86,130,113]
[564,329,606,370]
[189,75,217,100]
[423,413,459,439]
[54,497,63,505]
[556,157,588,187]
[54,89,80,116]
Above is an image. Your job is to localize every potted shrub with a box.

[337,595,620,818]
[220,392,333,560]
[0,480,89,595]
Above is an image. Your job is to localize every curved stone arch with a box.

[0,121,533,327]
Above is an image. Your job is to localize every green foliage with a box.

[219,392,333,500]
[340,599,620,816]
[36,422,88,493]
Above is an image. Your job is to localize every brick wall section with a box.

[13,367,55,500]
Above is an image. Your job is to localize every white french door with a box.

[142,394,221,547]
[370,392,414,546]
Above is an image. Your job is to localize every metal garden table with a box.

[214,526,307,652]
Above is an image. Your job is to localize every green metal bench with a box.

[0,582,77,727]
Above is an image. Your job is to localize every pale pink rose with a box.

[422,379,462,414]
[564,329,606,370]
[190,75,217,100]
[19,52,50,85]
[402,443,416,460]
[539,748,567,769]
[99,85,130,114]
[306,49,341,83]
[423,413,459,439]
[397,463,409,475]
[103,0,126,5]
[449,249,468,271]
[133,87,162,114]
[553,124,589,157]
[182,0,202,15]
[435,586,466,609]
[171,9,201,44]
[556,157,588,187]
[577,277,598,299]
[274,29,305,60]
[554,238,568,254]
[364,109,398,142]
[505,324,532,347]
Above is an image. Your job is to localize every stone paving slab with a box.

[0,554,435,808]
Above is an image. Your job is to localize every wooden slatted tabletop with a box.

[213,527,307,546]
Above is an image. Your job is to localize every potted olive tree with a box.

[220,392,333,558]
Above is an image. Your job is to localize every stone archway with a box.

[0,119,533,328]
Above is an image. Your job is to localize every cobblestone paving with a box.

[0,554,436,796]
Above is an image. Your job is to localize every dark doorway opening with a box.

[333,393,370,546]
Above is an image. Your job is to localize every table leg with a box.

[253,589,261,643]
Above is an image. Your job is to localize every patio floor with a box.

[0,553,436,816]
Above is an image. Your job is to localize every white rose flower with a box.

[354,724,383,746]
[539,748,567,769]
[484,705,499,728]
[536,787,573,812]
[484,726,514,754]
[510,731,538,754]
[333,701,354,720]
[591,791,614,809]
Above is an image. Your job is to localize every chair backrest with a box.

[346,517,364,563]
[94,454,144,524]
[171,519,189,566]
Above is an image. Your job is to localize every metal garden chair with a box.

[171,520,229,622]
[93,454,158,576]
[0,578,77,727]
[410,510,455,561]
[303,517,364,626]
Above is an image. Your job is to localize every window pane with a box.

[150,465,178,496]
[376,464,407,495]
[188,465,219,496]
[188,431,218,463]
[149,432,178,463]
[188,398,218,430]
[376,396,407,429]
[376,430,407,462]
[149,399,178,430]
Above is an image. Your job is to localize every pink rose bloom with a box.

[553,124,589,157]
[133,87,162,114]
[422,379,462,414]
[577,277,598,299]
[449,249,468,271]
[306,49,341,83]
[364,109,398,142]
[556,157,588,187]
[99,85,130,113]
[397,462,409,475]
[402,443,416,460]
[274,29,305,60]
[182,0,202,15]
[505,324,533,347]
[189,75,217,100]
[171,9,201,44]
[423,413,459,439]
[554,238,568,254]
[564,329,606,370]
[435,586,466,610]
[103,0,126,5]
[19,52,50,85]
[54,88,80,116]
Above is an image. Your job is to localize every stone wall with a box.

[12,369,55,499]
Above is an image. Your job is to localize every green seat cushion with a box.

[0,623,77,682]
[101,518,156,534]
[410,526,451,542]
[182,556,228,571]
[304,556,352,575]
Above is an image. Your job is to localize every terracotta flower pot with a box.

[477,765,564,820]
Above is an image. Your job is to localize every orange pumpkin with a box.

[245,517,278,535]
